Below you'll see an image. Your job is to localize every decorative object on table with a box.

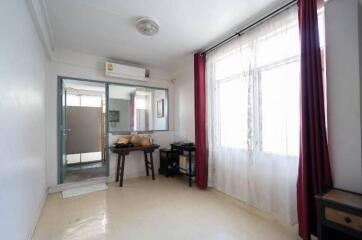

[159,148,179,177]
[139,136,151,147]
[157,99,164,118]
[117,136,130,144]
[113,136,133,148]
[147,134,153,145]
[109,110,120,122]
[130,132,141,146]
[315,189,362,240]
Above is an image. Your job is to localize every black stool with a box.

[159,149,179,177]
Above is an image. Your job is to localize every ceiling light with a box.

[136,17,159,36]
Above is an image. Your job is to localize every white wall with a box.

[0,0,48,239]
[325,0,362,193]
[46,49,176,187]
[172,55,195,142]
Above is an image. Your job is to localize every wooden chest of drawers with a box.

[316,189,362,240]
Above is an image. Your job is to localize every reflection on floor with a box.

[33,176,298,240]
[64,161,106,183]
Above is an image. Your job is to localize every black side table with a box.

[315,189,362,240]
[170,143,196,187]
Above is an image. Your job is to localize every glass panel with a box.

[108,85,135,132]
[108,84,168,132]
[215,51,243,80]
[218,77,249,149]
[66,94,80,106]
[81,152,102,162]
[260,61,300,156]
[66,153,81,164]
[60,79,107,184]
[256,21,299,67]
[81,95,102,107]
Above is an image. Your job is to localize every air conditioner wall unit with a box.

[105,62,149,81]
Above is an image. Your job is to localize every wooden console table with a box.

[110,144,160,187]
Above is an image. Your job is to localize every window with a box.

[209,9,325,157]
[206,6,328,225]
[260,61,300,155]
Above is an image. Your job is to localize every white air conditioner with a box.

[105,62,149,81]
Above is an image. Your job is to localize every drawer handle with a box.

[344,217,352,223]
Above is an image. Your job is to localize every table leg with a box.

[149,152,155,180]
[144,151,149,176]
[189,150,192,187]
[119,153,126,187]
[116,153,121,182]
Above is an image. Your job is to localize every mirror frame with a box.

[58,75,169,131]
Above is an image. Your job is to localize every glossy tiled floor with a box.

[33,176,299,240]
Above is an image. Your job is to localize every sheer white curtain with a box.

[206,6,300,224]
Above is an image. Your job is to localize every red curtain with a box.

[194,53,208,189]
[297,0,332,239]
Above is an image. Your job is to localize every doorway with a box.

[58,78,108,184]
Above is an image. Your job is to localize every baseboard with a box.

[209,187,298,235]
[26,187,48,240]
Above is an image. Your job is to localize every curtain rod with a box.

[202,0,297,54]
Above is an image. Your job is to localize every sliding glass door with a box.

[58,78,108,184]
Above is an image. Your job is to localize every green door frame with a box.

[57,76,110,184]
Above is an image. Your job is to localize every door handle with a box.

[63,129,71,136]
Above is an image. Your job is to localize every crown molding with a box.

[25,0,55,60]
[40,0,56,51]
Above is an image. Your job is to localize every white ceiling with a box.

[45,0,284,69]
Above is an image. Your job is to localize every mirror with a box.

[108,84,168,133]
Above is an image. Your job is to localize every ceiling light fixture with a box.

[136,17,159,36]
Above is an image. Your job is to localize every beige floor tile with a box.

[33,176,298,240]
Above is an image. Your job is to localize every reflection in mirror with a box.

[108,84,168,133]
